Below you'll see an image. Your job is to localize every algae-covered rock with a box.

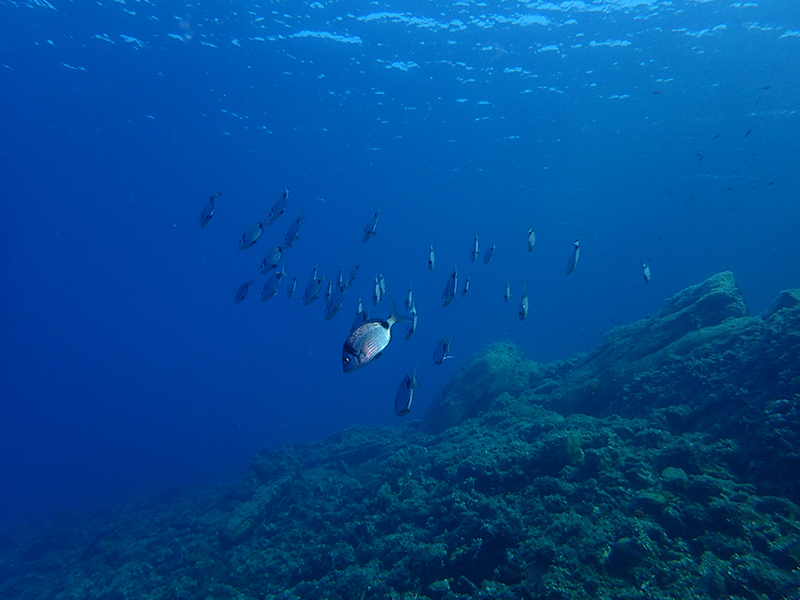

[422,342,539,434]
[764,288,800,317]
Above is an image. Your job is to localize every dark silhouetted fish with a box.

[265,185,289,225]
[433,335,454,365]
[239,222,264,250]
[234,279,253,304]
[260,246,283,273]
[261,267,286,301]
[283,211,305,249]
[362,208,381,242]
[566,238,580,275]
[443,268,457,307]
[395,363,420,417]
[519,280,529,321]
[199,188,220,228]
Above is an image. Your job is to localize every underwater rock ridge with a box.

[423,270,800,502]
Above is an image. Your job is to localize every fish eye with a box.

[343,357,350,364]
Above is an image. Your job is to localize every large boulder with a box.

[421,342,549,435]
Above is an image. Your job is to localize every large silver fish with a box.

[433,335,454,365]
[519,280,529,321]
[642,262,651,284]
[234,279,253,304]
[461,276,470,297]
[286,275,297,299]
[504,283,511,303]
[265,185,289,225]
[405,284,414,311]
[443,268,457,307]
[342,299,409,373]
[362,208,381,243]
[471,235,479,262]
[261,267,286,301]
[394,363,420,417]
[566,238,580,276]
[483,245,496,265]
[283,211,305,249]
[428,243,436,270]
[239,222,264,250]
[199,188,220,228]
[527,228,536,252]
[260,246,283,273]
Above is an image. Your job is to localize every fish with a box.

[199,188,220,228]
[239,222,264,250]
[344,264,361,289]
[261,267,286,301]
[471,235,479,262]
[362,208,381,243]
[373,274,383,306]
[443,268,457,307]
[378,273,387,297]
[265,184,289,225]
[234,279,254,304]
[282,211,305,249]
[461,276,470,297]
[404,300,418,340]
[527,228,536,252]
[325,280,333,303]
[519,280,529,321]
[350,298,369,332]
[483,245,496,265]
[342,298,410,373]
[428,243,435,270]
[286,275,297,299]
[405,284,414,311]
[325,285,345,321]
[303,267,326,306]
[566,238,580,276]
[394,363,420,417]
[259,246,283,273]
[433,335,454,365]
[337,269,345,292]
[642,262,651,284]
[504,283,511,303]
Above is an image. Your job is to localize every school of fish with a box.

[200,185,652,418]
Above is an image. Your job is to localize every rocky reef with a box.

[1,272,799,600]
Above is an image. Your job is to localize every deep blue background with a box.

[1,0,798,527]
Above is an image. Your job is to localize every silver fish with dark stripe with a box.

[342,299,409,373]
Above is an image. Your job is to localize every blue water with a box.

[1,0,798,528]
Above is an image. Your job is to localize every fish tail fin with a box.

[389,297,411,325]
